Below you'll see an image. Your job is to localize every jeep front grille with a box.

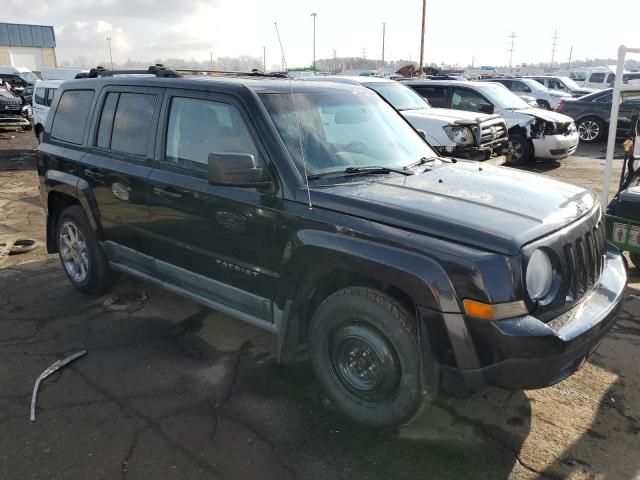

[563,219,606,303]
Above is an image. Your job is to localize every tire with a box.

[537,100,551,110]
[309,287,424,429]
[505,132,533,166]
[22,123,33,131]
[36,128,44,144]
[630,253,640,270]
[56,205,117,294]
[577,117,604,143]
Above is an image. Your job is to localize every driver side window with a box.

[451,88,490,113]
[165,97,260,174]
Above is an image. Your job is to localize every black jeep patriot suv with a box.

[38,68,627,428]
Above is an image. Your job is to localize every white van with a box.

[39,68,88,81]
[569,67,626,90]
[32,80,64,142]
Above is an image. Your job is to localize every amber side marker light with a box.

[463,299,528,321]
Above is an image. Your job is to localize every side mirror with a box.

[207,153,271,189]
[478,104,494,114]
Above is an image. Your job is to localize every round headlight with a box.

[526,249,553,300]
[444,126,475,146]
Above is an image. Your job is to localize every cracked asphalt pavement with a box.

[1,129,640,479]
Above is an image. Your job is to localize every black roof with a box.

[62,75,366,95]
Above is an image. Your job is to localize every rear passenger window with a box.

[95,92,155,156]
[51,90,95,145]
[34,88,45,105]
[589,73,606,83]
[414,87,447,108]
[164,97,260,173]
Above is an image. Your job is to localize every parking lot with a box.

[1,128,639,480]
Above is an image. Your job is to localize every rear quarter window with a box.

[51,89,95,145]
[413,86,447,107]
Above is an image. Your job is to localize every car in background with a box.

[624,72,640,84]
[555,89,640,143]
[480,77,571,109]
[39,68,88,81]
[301,76,508,160]
[0,66,39,104]
[404,79,579,166]
[32,80,64,142]
[0,85,32,131]
[569,67,618,90]
[525,75,595,97]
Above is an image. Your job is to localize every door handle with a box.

[153,186,183,199]
[84,168,104,180]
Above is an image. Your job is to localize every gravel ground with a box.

[1,128,639,480]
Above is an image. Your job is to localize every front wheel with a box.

[309,287,424,428]
[537,100,551,110]
[505,132,533,166]
[56,205,117,294]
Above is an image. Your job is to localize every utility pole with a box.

[508,32,517,71]
[263,46,266,72]
[311,12,317,70]
[418,0,426,78]
[471,54,475,68]
[550,29,559,67]
[568,45,573,69]
[362,48,366,61]
[381,22,386,73]
[210,51,213,70]
[107,37,113,69]
[332,48,337,73]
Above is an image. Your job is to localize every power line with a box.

[551,29,559,66]
[508,32,517,70]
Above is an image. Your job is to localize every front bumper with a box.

[450,139,508,161]
[532,131,579,159]
[0,115,30,128]
[431,248,626,393]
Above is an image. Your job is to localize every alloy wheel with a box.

[578,120,600,142]
[59,221,89,283]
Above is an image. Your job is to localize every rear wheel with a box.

[577,117,604,143]
[309,287,424,428]
[505,132,532,166]
[56,206,117,294]
[537,100,551,110]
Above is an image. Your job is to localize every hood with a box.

[401,107,498,125]
[310,161,596,254]
[514,108,574,124]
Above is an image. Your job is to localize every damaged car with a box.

[301,76,508,160]
[0,85,32,131]
[405,79,579,166]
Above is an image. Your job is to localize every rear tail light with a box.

[555,102,566,112]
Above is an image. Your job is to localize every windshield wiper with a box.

[344,166,413,176]
[307,166,412,180]
[403,156,441,170]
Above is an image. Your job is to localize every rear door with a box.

[146,89,279,322]
[82,85,163,268]
[33,86,48,126]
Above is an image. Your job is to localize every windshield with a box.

[480,83,530,110]
[259,90,437,177]
[18,71,38,83]
[363,82,430,111]
[558,76,580,90]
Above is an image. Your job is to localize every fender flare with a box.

[44,170,103,250]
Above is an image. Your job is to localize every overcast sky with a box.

[5,0,640,69]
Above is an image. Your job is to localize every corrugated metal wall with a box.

[0,23,56,48]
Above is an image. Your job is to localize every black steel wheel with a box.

[309,287,424,428]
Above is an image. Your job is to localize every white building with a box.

[0,23,57,72]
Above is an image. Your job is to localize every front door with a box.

[147,89,279,322]
[82,86,164,269]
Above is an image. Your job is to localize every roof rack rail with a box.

[79,64,183,79]
[173,68,288,78]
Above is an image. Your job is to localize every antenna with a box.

[274,22,313,210]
